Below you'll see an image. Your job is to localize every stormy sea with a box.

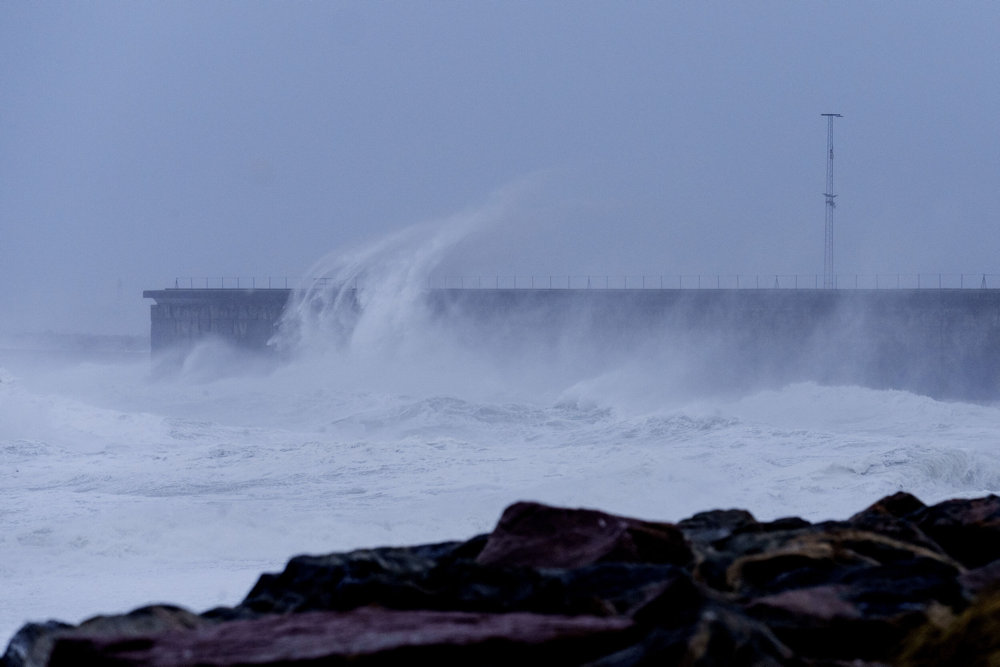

[3,225,1000,643]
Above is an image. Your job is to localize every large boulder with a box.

[48,608,636,667]
[474,502,694,569]
[912,494,1000,568]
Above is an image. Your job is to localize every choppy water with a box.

[3,343,1000,643]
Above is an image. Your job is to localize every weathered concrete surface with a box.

[143,287,1000,399]
[431,288,1000,399]
[142,289,290,351]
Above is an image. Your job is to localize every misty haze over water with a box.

[2,0,1000,649]
[4,218,1000,643]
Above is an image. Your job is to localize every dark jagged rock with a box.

[677,508,758,545]
[593,603,795,667]
[8,493,1000,666]
[846,492,942,552]
[235,541,696,620]
[850,491,927,520]
[0,621,70,667]
[2,606,205,667]
[912,494,1000,568]
[959,557,1000,597]
[747,557,966,660]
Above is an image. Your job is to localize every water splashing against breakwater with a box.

[273,187,519,357]
[266,185,653,402]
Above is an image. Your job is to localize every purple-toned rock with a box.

[475,502,693,569]
[48,608,635,667]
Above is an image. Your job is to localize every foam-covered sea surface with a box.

[4,336,1000,643]
[3,221,1000,642]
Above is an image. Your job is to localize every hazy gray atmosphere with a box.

[2,2,998,335]
[5,2,1000,647]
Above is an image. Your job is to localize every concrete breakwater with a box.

[142,288,291,353]
[142,287,1000,400]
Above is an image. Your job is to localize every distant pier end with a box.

[142,288,292,352]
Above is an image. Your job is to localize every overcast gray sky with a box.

[2,2,998,334]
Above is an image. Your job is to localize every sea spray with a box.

[272,184,531,359]
[264,181,609,401]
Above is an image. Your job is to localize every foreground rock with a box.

[5,495,1000,666]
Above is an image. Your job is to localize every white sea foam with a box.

[3,206,1000,643]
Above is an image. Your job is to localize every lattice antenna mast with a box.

[822,113,842,289]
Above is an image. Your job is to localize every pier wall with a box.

[142,289,291,352]
[143,288,1000,400]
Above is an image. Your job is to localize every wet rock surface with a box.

[5,494,1000,666]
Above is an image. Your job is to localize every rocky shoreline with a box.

[4,493,999,666]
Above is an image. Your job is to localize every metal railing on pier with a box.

[430,273,1000,290]
[171,277,299,289]
[168,274,1000,291]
